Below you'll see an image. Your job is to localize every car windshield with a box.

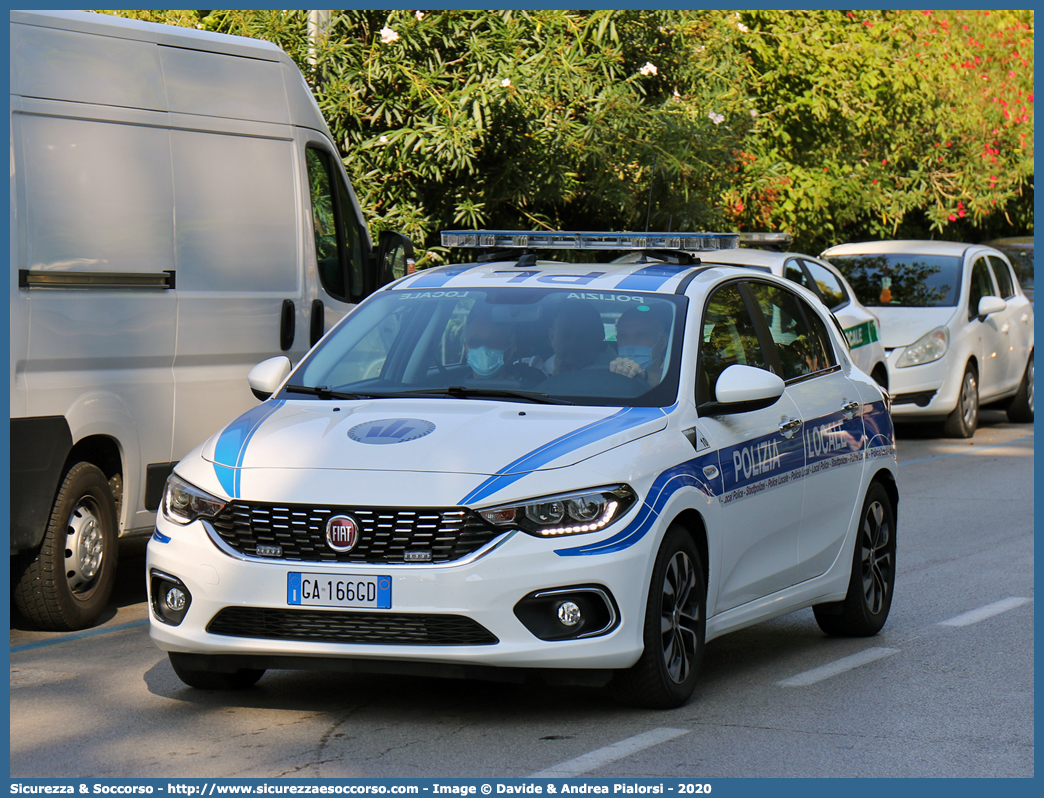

[287,288,687,407]
[826,253,962,307]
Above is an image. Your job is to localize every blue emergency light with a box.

[440,230,740,252]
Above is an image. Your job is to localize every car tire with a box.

[611,524,705,709]
[168,653,266,690]
[12,462,118,631]
[813,482,896,637]
[870,365,888,390]
[1006,351,1034,423]
[942,364,979,438]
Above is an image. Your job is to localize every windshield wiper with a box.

[401,386,573,405]
[284,384,368,400]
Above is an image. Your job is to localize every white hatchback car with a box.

[148,231,899,708]
[822,240,1034,437]
[698,246,888,388]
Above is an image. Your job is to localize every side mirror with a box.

[376,230,416,286]
[700,364,785,415]
[248,356,292,401]
[977,295,1007,318]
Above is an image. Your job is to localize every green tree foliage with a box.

[98,10,1032,258]
[734,9,1034,252]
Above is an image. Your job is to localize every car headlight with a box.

[162,474,227,525]
[895,326,949,368]
[477,485,637,537]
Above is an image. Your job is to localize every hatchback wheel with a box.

[611,525,705,708]
[813,482,896,637]
[943,364,978,438]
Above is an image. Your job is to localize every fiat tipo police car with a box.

[148,230,898,708]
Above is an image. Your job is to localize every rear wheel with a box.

[168,653,266,690]
[611,525,705,708]
[13,463,118,631]
[942,364,978,438]
[1006,351,1034,423]
[813,482,896,637]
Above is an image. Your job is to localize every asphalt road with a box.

[9,410,1034,779]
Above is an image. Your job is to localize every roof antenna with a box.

[643,160,658,234]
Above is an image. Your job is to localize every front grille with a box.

[207,607,498,646]
[209,502,500,564]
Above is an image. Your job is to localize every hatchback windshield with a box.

[287,288,687,407]
[827,254,962,307]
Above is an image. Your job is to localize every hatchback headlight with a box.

[162,474,227,525]
[477,485,637,537]
[895,326,949,368]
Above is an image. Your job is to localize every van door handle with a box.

[841,401,860,420]
[309,299,325,348]
[778,418,802,439]
[280,299,295,351]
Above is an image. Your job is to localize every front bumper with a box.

[885,350,962,419]
[146,510,652,671]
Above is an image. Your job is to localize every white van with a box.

[9,10,412,630]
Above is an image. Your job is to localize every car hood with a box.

[201,398,668,496]
[873,307,957,348]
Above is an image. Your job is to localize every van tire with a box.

[942,364,978,438]
[169,653,265,690]
[1006,351,1033,423]
[12,463,118,631]
[611,525,705,709]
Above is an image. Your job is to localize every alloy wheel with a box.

[660,551,701,684]
[860,499,893,615]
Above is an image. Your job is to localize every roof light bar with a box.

[739,232,793,246]
[441,230,740,252]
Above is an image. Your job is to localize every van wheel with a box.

[942,364,978,438]
[611,525,705,709]
[169,653,266,690]
[813,483,896,637]
[13,463,118,631]
[1006,351,1033,423]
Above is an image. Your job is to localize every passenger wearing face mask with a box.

[464,307,543,387]
[609,305,671,387]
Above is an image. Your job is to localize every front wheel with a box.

[169,653,266,690]
[813,482,896,637]
[611,525,705,709]
[942,364,979,438]
[12,462,118,631]
[1006,351,1034,423]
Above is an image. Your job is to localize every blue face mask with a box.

[468,346,505,377]
[617,345,655,370]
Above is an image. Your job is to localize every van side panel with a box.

[11,22,165,110]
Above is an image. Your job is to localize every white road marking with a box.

[528,727,690,778]
[939,596,1032,627]
[778,647,900,687]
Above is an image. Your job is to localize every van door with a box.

[297,129,376,345]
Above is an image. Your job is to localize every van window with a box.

[306,148,366,303]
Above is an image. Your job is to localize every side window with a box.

[968,258,996,320]
[698,283,768,405]
[784,260,809,289]
[306,148,367,303]
[988,255,1015,299]
[802,260,848,310]
[747,282,836,381]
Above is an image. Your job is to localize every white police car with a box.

[148,231,898,708]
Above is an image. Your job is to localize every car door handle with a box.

[778,418,803,439]
[841,401,860,420]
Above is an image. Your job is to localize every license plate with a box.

[287,572,391,609]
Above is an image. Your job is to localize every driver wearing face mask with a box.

[609,305,671,387]
[465,307,543,386]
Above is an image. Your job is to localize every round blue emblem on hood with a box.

[348,418,436,445]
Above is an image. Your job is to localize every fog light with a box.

[557,601,582,626]
[165,587,187,612]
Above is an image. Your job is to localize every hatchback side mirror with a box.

[977,295,1007,319]
[699,364,786,415]
[248,356,292,401]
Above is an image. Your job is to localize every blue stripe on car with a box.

[459,405,669,506]
[400,263,484,289]
[614,263,695,292]
[212,400,285,498]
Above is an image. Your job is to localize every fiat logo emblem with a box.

[325,515,359,553]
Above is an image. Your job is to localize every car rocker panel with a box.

[148,230,898,707]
